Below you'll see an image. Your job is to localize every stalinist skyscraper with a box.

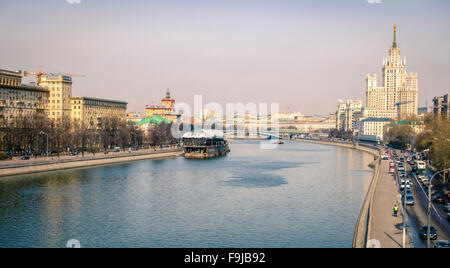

[364,26,418,120]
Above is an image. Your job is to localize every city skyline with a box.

[1,0,450,115]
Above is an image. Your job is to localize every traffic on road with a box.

[382,148,450,248]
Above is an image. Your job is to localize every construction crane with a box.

[23,66,86,85]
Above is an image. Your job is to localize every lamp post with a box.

[427,168,450,248]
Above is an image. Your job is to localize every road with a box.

[395,154,450,248]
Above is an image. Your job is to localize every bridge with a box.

[222,129,325,140]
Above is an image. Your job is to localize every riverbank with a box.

[0,149,183,178]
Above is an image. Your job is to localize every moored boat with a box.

[182,130,230,159]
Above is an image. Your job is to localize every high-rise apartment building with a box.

[365,26,418,120]
[433,93,450,117]
[0,69,49,124]
[336,99,363,132]
[71,97,127,128]
[39,74,73,119]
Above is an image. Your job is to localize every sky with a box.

[0,0,449,115]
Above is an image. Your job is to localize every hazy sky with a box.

[1,0,449,115]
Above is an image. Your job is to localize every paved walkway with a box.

[369,159,412,248]
[0,147,180,169]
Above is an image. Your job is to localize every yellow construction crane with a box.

[23,66,86,85]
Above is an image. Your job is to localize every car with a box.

[448,213,450,222]
[403,195,415,206]
[1,154,12,160]
[419,226,437,240]
[381,154,389,160]
[444,203,450,213]
[402,190,413,198]
[434,240,450,248]
[21,155,30,160]
[433,194,445,204]
[69,152,77,156]
[114,147,121,152]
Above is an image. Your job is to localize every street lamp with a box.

[426,168,450,248]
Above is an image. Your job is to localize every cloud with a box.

[67,0,81,4]
[367,0,382,4]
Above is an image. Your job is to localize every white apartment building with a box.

[365,26,418,120]
[336,99,363,132]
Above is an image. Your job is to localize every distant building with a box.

[385,120,425,136]
[39,73,73,119]
[336,99,363,132]
[71,96,127,128]
[127,112,144,123]
[0,69,49,124]
[145,89,179,121]
[433,94,449,117]
[356,117,393,143]
[418,107,428,115]
[365,26,418,120]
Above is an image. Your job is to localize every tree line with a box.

[0,114,177,157]
[414,115,450,172]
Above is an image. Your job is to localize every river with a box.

[0,140,374,248]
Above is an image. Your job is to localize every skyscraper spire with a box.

[393,25,397,48]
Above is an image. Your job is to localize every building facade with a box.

[336,99,363,132]
[356,117,393,143]
[71,96,127,128]
[0,69,49,124]
[365,26,418,120]
[145,89,179,121]
[433,94,449,117]
[39,74,73,119]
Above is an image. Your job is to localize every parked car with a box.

[434,240,450,248]
[1,153,12,160]
[433,194,445,204]
[419,226,437,240]
[114,147,121,152]
[21,155,30,160]
[69,152,77,156]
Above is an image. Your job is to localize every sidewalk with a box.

[0,148,183,177]
[369,160,412,248]
[0,147,180,169]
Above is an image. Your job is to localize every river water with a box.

[0,140,374,248]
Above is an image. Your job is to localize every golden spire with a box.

[393,25,397,48]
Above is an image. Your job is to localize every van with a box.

[417,161,426,170]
